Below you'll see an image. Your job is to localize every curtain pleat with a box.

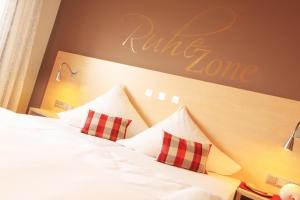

[0,0,43,111]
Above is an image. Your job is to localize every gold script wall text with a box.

[121,8,259,83]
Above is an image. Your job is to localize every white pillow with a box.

[58,85,148,138]
[117,107,241,175]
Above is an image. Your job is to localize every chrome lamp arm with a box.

[56,62,78,82]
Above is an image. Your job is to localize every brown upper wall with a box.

[29,0,300,109]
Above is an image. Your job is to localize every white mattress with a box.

[0,108,240,200]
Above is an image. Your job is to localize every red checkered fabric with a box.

[81,110,132,141]
[157,131,211,173]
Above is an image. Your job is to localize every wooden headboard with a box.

[42,51,300,193]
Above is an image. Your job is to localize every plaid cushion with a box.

[157,131,211,173]
[81,110,132,141]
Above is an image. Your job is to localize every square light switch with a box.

[158,92,166,101]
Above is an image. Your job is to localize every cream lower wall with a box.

[17,0,61,113]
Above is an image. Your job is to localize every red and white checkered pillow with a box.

[157,131,211,173]
[81,110,132,141]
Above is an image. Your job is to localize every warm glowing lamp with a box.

[56,62,78,82]
[284,121,300,151]
[280,183,300,200]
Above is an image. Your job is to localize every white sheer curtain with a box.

[0,0,43,111]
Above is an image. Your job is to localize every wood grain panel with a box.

[42,51,300,193]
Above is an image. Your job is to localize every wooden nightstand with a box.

[235,187,269,200]
[28,107,58,118]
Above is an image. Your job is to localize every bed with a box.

[0,108,240,200]
[39,51,300,194]
[3,50,298,198]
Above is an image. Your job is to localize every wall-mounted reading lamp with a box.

[284,121,300,151]
[56,62,78,82]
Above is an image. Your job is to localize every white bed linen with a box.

[0,109,240,200]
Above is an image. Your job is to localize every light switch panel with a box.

[265,174,296,188]
[171,96,180,104]
[55,100,73,110]
[145,89,153,97]
[157,92,166,101]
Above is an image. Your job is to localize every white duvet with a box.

[0,108,240,200]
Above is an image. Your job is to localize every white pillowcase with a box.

[117,107,241,175]
[58,85,148,138]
